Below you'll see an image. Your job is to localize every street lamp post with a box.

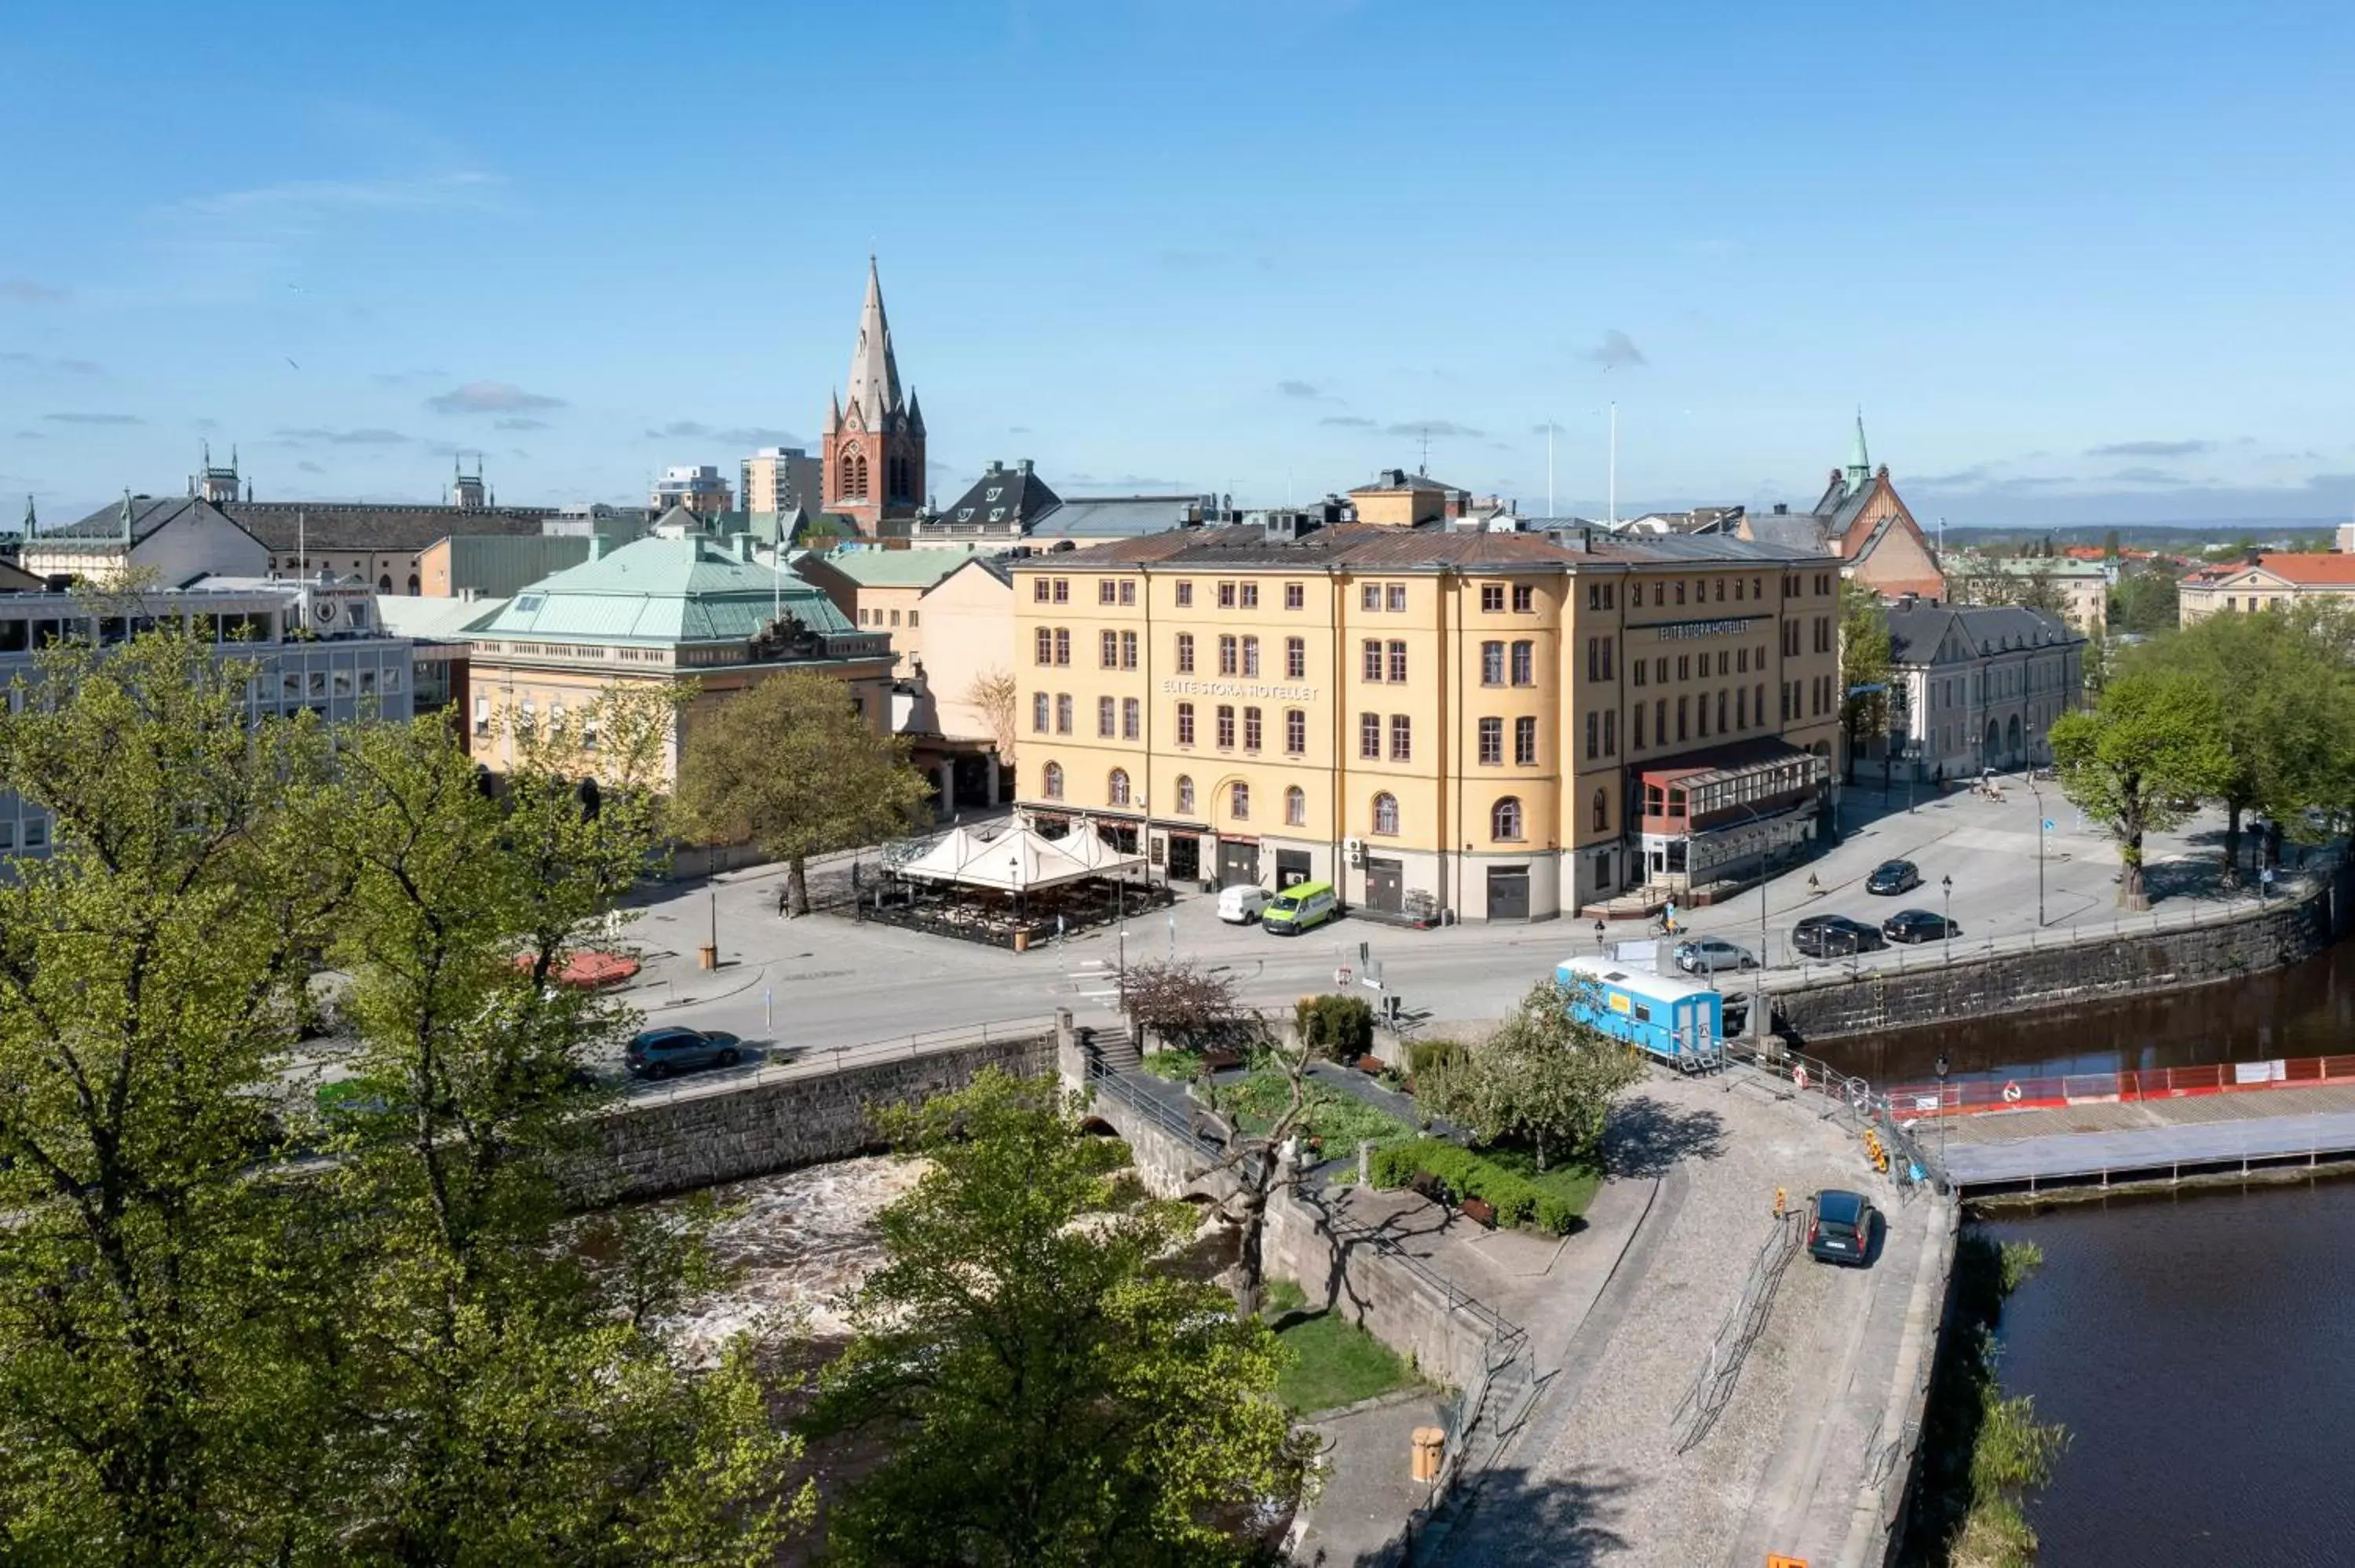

[2025,776,2048,928]
[1934,1052,1950,1177]
[1941,874,1953,950]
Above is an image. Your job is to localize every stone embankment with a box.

[1773,861,2353,1043]
[590,1031,1054,1201]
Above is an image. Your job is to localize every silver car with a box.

[1673,937,1757,975]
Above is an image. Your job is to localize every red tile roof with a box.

[2185,552,2355,587]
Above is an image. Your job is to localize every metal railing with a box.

[1889,1051,2355,1118]
[1669,1208,1806,1453]
[616,1013,1059,1108]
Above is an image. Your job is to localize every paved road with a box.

[1438,1072,1951,1567]
[605,783,2252,1067]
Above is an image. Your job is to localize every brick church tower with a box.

[822,258,925,536]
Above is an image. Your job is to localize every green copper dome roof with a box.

[472,534,856,647]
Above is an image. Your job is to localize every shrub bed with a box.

[1367,1137,1585,1234]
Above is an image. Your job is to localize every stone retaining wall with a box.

[1261,1189,1496,1390]
[590,1034,1055,1201]
[1773,866,2349,1043]
[1073,1073,1499,1391]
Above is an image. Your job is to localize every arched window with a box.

[1371,792,1399,836]
[378,574,392,593]
[845,450,868,499]
[1108,768,1131,807]
[1175,775,1196,815]
[1042,762,1064,800]
[1492,796,1524,841]
[1284,786,1306,826]
[1229,781,1250,821]
[407,574,420,594]
[1591,788,1608,833]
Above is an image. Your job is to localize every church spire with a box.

[845,256,904,426]
[1844,409,1872,496]
[20,494,33,539]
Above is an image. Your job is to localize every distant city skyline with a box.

[5,0,2352,530]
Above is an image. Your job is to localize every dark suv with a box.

[625,1028,743,1080]
[1866,859,1922,895]
[1791,913,1886,958]
[1808,1188,1877,1266]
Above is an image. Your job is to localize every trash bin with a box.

[1012,929,1030,953]
[1411,1427,1444,1482]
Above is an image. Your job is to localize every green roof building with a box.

[462,531,896,786]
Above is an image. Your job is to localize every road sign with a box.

[2041,819,2055,832]
[1335,966,1352,986]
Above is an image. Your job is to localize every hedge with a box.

[1407,1039,1464,1078]
[1295,994,1375,1059]
[1367,1137,1580,1234]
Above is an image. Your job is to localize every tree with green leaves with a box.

[675,668,933,915]
[0,622,347,1566]
[2107,567,2180,635]
[2149,604,2355,875]
[316,688,806,1566]
[1418,979,1643,1172]
[805,1070,1312,1567]
[0,622,806,1566]
[1838,579,1893,782]
[2049,668,2231,908]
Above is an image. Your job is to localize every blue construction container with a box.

[1556,955,1724,1069]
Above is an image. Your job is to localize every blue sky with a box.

[4,0,2353,529]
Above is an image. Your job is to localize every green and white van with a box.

[1261,880,1338,935]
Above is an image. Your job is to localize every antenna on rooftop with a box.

[1544,418,1555,519]
[1607,401,1618,527]
[1418,425,1430,476]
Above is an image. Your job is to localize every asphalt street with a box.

[603,781,2257,1067]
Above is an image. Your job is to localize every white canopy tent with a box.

[1054,822,1149,878]
[897,823,1097,893]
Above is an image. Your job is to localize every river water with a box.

[1823,942,2355,1566]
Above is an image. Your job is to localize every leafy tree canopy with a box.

[674,668,932,913]
[804,1070,1311,1567]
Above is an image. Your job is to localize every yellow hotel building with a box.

[1010,519,1842,921]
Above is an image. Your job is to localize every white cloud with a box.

[425,381,567,415]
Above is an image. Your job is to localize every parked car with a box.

[1672,937,1757,975]
[1808,1188,1878,1266]
[1261,880,1338,935]
[1865,859,1922,895]
[1882,908,1960,943]
[625,1027,743,1079]
[1216,884,1272,924]
[1791,913,1886,959]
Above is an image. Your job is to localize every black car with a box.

[1865,859,1922,895]
[625,1027,744,1079]
[1808,1188,1877,1266]
[1882,908,1960,943]
[1791,913,1886,959]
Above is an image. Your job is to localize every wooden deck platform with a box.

[1930,1081,2355,1193]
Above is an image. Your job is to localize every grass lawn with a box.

[1474,1146,1605,1220]
[1262,1279,1421,1413]
[1219,1069,1413,1152]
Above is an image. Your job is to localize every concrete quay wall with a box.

[590,1033,1055,1201]
[1773,866,2349,1044]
